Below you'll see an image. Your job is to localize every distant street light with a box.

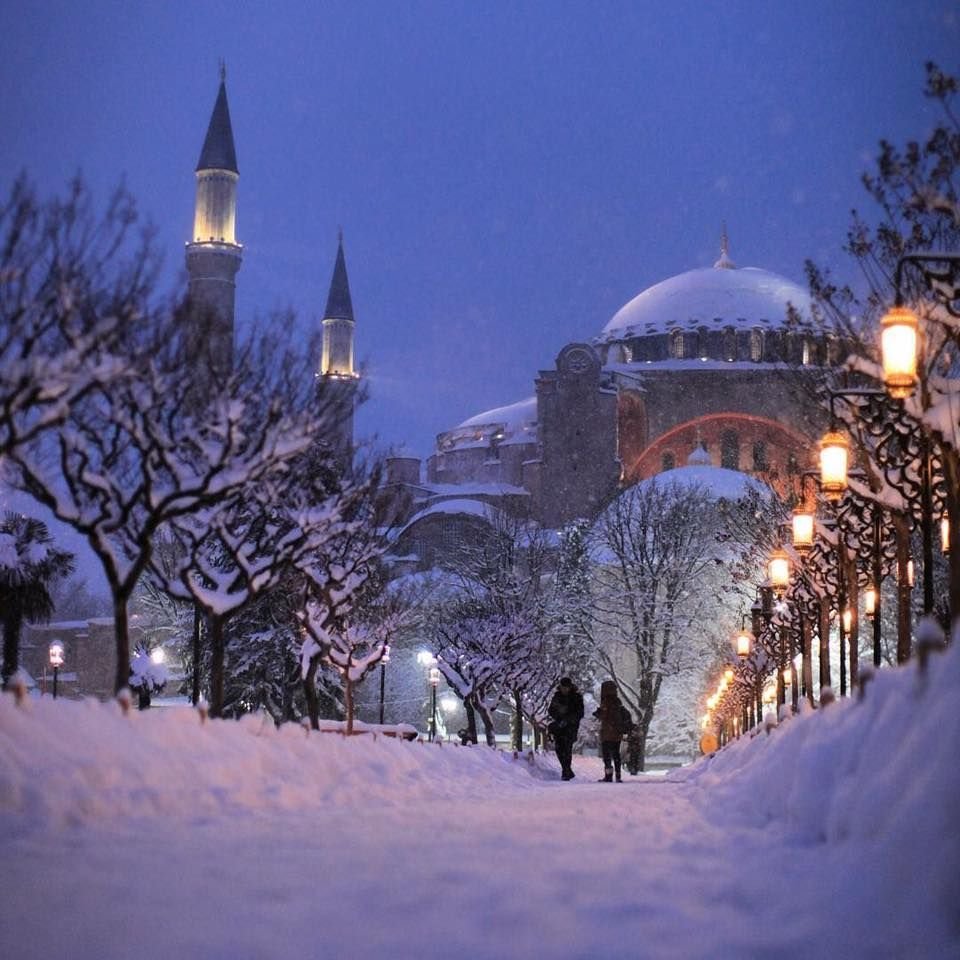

[49,640,64,700]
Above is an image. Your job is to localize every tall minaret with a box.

[185,64,241,378]
[318,233,359,468]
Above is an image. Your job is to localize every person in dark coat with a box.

[593,679,632,782]
[548,676,584,781]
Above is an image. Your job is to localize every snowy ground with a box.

[2,643,959,960]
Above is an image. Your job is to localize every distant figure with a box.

[548,676,584,781]
[593,680,633,782]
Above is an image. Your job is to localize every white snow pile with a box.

[1,640,958,958]
[0,701,551,828]
[672,632,960,943]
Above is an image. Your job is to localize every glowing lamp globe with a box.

[819,431,849,501]
[735,629,753,659]
[723,668,735,684]
[791,510,815,552]
[864,586,877,618]
[842,608,852,633]
[782,666,792,687]
[880,305,919,399]
[768,549,791,592]
[49,641,65,669]
[942,516,950,555]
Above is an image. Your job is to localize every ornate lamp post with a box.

[49,640,64,699]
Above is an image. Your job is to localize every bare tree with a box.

[588,479,737,770]
[0,178,150,458]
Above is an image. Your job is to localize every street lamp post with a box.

[378,644,391,726]
[428,666,441,742]
[49,641,64,699]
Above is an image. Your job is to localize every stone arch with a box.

[622,412,811,498]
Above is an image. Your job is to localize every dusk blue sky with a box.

[2,1,957,459]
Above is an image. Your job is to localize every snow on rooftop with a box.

[399,497,500,534]
[599,264,813,342]
[438,397,538,453]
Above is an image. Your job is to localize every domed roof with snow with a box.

[635,464,768,502]
[597,244,813,344]
[437,397,538,452]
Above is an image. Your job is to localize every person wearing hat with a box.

[547,676,584,781]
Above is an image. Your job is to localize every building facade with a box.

[386,237,834,568]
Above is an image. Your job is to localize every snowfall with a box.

[2,643,959,960]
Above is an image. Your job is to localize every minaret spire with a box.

[319,233,359,471]
[185,70,242,380]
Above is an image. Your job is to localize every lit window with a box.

[670,330,685,359]
[662,452,676,471]
[750,328,764,362]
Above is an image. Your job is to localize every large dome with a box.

[598,263,813,343]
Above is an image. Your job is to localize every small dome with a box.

[687,445,711,466]
[598,263,813,343]
[437,397,538,453]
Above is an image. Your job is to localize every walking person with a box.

[548,676,584,781]
[593,680,632,782]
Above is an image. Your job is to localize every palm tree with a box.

[0,513,75,688]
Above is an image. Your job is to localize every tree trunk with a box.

[634,722,650,772]
[209,615,226,718]
[138,687,151,710]
[1,610,23,688]
[304,656,320,730]
[113,593,131,695]
[191,604,202,706]
[344,676,355,735]
[464,699,478,744]
[512,690,523,751]
[478,706,496,746]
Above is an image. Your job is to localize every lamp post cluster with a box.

[701,252,960,743]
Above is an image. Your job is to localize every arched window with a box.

[698,326,710,360]
[661,452,676,472]
[670,329,685,359]
[749,328,764,362]
[721,430,740,470]
[752,440,768,472]
[722,326,737,361]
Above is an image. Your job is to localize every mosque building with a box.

[386,233,838,568]
[182,73,833,574]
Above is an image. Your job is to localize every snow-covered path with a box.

[3,643,959,960]
[2,761,939,960]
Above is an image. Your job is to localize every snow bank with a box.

[0,699,552,830]
[672,637,960,943]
